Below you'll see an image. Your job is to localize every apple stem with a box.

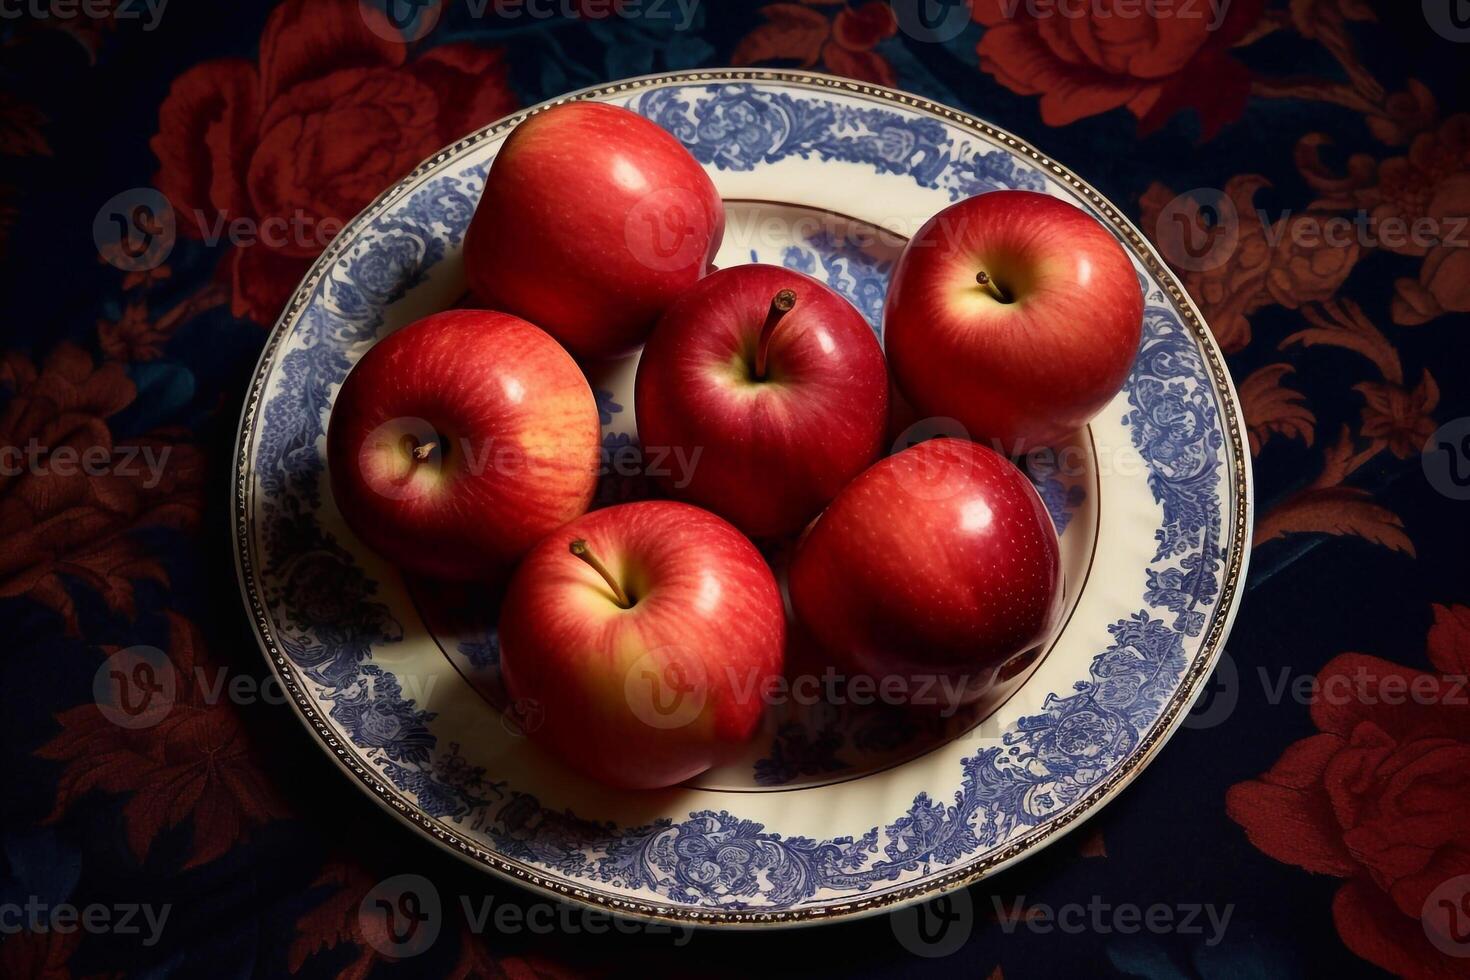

[754,289,798,380]
[569,539,632,609]
[412,441,437,462]
[976,271,1010,304]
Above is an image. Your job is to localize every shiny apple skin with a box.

[464,102,725,361]
[326,310,600,582]
[884,190,1144,449]
[634,264,888,538]
[788,438,1064,707]
[499,501,785,790]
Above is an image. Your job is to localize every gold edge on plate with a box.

[229,68,1254,929]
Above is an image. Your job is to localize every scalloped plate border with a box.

[231,69,1253,929]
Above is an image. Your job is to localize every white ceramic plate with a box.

[233,70,1251,927]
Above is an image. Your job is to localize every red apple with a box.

[634,264,888,538]
[788,438,1063,708]
[327,310,600,581]
[464,102,725,360]
[884,190,1144,449]
[498,501,785,789]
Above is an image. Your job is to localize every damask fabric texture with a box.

[0,1,1467,978]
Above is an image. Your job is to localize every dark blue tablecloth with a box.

[2,1,1468,976]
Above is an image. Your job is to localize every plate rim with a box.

[231,68,1254,930]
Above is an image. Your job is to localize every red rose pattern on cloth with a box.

[1228,605,1470,979]
[0,344,204,636]
[733,2,898,86]
[151,0,516,325]
[39,613,292,869]
[970,0,1267,138]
